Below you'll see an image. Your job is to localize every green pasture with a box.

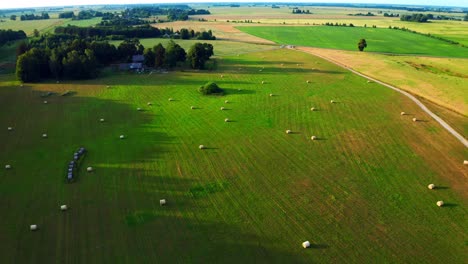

[0,48,466,263]
[238,26,468,57]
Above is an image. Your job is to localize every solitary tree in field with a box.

[358,39,367,51]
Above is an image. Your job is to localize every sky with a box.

[0,0,466,9]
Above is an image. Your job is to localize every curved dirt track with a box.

[297,47,468,148]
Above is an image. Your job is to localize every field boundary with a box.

[296,46,468,148]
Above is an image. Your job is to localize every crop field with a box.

[238,26,468,58]
[0,48,466,263]
[0,19,66,36]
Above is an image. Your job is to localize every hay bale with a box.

[464,160,468,165]
[43,100,48,104]
[225,118,230,122]
[238,88,242,91]
[286,130,292,134]
[5,164,11,169]
[220,75,224,78]
[330,100,335,103]
[42,133,48,138]
[191,106,195,110]
[106,85,110,88]
[160,199,166,206]
[147,102,152,106]
[281,63,284,66]
[220,107,225,110]
[306,80,310,83]
[261,81,265,84]
[412,118,417,122]
[428,184,435,190]
[311,136,317,140]
[199,145,205,149]
[269,93,273,97]
[87,167,93,172]
[310,107,315,111]
[60,205,67,211]
[400,112,405,116]
[137,107,142,111]
[302,241,311,248]
[7,127,13,131]
[119,135,125,139]
[436,201,444,207]
[259,69,263,72]
[168,98,174,101]
[30,225,38,231]
[367,80,373,83]
[225,100,229,104]
[100,118,105,122]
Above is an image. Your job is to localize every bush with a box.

[199,82,223,95]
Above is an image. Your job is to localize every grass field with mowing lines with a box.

[238,26,468,57]
[0,49,466,263]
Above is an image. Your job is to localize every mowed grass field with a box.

[0,49,467,263]
[239,26,468,57]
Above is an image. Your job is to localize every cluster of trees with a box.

[58,11,74,19]
[292,9,311,14]
[98,17,150,27]
[400,13,432,22]
[19,13,49,21]
[122,6,209,21]
[358,39,367,51]
[348,12,375,16]
[383,13,400,17]
[54,25,216,41]
[199,82,223,95]
[0,29,27,46]
[59,10,106,20]
[16,33,214,82]
[324,22,355,27]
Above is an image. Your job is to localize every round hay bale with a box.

[302,241,311,248]
[224,118,230,122]
[330,100,335,103]
[191,106,195,110]
[225,100,229,104]
[412,118,417,122]
[261,81,265,84]
[106,85,110,88]
[220,75,224,78]
[168,98,174,101]
[269,93,273,97]
[199,145,205,149]
[7,127,13,131]
[259,69,263,72]
[20,84,24,87]
[60,205,67,211]
[137,107,142,111]
[43,100,48,104]
[5,164,11,169]
[119,135,125,139]
[100,118,105,122]
[310,107,315,111]
[281,63,284,66]
[42,133,48,138]
[464,160,468,165]
[30,225,38,231]
[400,112,405,116]
[428,184,435,190]
[160,199,166,206]
[286,130,292,134]
[296,64,300,66]
[87,167,93,172]
[306,80,310,83]
[311,136,317,140]
[238,88,242,91]
[436,201,444,207]
[147,102,152,106]
[220,107,225,111]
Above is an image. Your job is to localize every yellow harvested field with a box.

[298,47,468,116]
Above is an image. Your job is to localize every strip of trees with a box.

[16,34,214,82]
[20,13,49,21]
[0,29,27,46]
[400,13,432,22]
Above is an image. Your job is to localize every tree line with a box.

[54,25,215,40]
[16,34,214,82]
[400,13,432,22]
[18,13,50,21]
[292,9,311,14]
[0,29,27,46]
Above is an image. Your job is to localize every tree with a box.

[464,13,468,21]
[153,43,165,68]
[180,28,190,39]
[48,49,64,79]
[199,82,223,95]
[16,41,29,57]
[164,40,186,67]
[118,40,138,62]
[33,29,40,37]
[187,43,213,69]
[143,48,155,67]
[10,15,16,20]
[16,48,49,82]
[358,39,367,51]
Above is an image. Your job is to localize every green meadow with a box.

[0,48,466,263]
[238,26,468,57]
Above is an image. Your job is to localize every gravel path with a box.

[297,47,468,148]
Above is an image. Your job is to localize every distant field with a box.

[111,38,277,57]
[239,26,468,58]
[59,17,103,27]
[0,48,466,263]
[0,19,65,36]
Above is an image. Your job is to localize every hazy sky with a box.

[0,0,466,9]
